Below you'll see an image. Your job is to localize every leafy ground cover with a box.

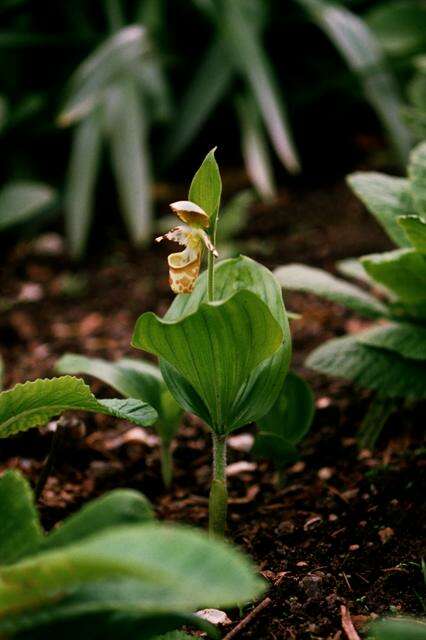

[0,174,424,638]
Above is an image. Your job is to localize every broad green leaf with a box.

[160,256,291,430]
[408,140,426,217]
[56,355,182,444]
[367,1,426,58]
[41,490,154,552]
[133,290,283,433]
[274,263,388,318]
[235,93,276,199]
[336,257,375,286]
[359,322,426,360]
[253,372,314,468]
[188,148,222,226]
[64,110,102,260]
[0,523,265,623]
[105,79,152,245]
[0,471,43,565]
[167,39,232,163]
[0,181,56,232]
[59,26,149,125]
[0,376,157,439]
[217,0,300,174]
[348,172,415,247]
[307,334,426,399]
[368,617,426,640]
[361,248,426,302]
[296,0,412,164]
[397,215,426,253]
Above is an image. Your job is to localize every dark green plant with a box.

[275,139,426,449]
[132,149,292,536]
[55,354,182,487]
[252,371,314,472]
[368,617,426,640]
[0,469,264,639]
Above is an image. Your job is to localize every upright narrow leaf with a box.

[188,148,222,226]
[64,110,102,260]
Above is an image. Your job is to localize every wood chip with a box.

[226,461,257,477]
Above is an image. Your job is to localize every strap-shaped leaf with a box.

[133,290,283,432]
[307,334,426,399]
[158,256,291,432]
[408,140,426,218]
[0,524,265,621]
[274,263,388,318]
[398,215,426,253]
[359,322,426,361]
[347,172,415,247]
[0,376,157,439]
[361,248,426,302]
[0,181,57,232]
[0,471,43,566]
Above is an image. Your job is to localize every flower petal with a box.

[156,226,189,246]
[168,248,201,294]
[199,229,218,257]
[170,201,210,228]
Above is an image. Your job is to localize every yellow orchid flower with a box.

[156,200,218,294]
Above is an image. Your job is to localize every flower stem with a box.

[35,418,66,500]
[207,252,215,302]
[209,432,228,537]
[160,440,173,488]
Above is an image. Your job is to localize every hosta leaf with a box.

[347,172,415,247]
[368,617,426,640]
[361,248,426,302]
[188,148,222,225]
[408,140,426,217]
[0,523,265,624]
[274,263,388,318]
[133,290,283,433]
[397,215,426,253]
[0,376,157,438]
[155,256,291,431]
[253,372,314,468]
[0,181,56,232]
[41,490,154,552]
[307,334,426,399]
[359,322,426,360]
[0,471,43,565]
[56,354,182,444]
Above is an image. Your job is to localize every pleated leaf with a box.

[0,376,157,439]
[274,263,388,318]
[347,172,414,247]
[133,289,283,433]
[307,334,426,399]
[361,248,426,302]
[359,322,426,361]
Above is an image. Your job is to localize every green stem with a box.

[209,432,228,537]
[160,440,173,488]
[207,251,215,302]
[35,419,66,500]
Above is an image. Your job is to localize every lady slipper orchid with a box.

[156,200,218,294]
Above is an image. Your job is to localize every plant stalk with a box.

[35,419,66,500]
[160,440,173,488]
[209,432,228,537]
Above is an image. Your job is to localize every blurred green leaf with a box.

[0,181,56,232]
[361,248,426,303]
[274,263,388,317]
[368,617,426,640]
[64,109,103,260]
[366,0,426,58]
[0,376,157,439]
[408,140,426,217]
[359,322,426,360]
[0,471,43,566]
[398,215,426,253]
[235,94,276,199]
[217,189,256,244]
[347,172,415,247]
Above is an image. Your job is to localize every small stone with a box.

[227,433,254,452]
[349,544,360,551]
[196,609,231,626]
[226,461,256,477]
[378,527,394,544]
[318,466,334,480]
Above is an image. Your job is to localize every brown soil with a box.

[0,176,425,639]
